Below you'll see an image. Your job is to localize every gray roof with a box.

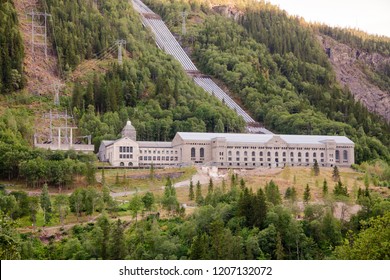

[138,141,172,148]
[101,140,115,146]
[176,132,354,145]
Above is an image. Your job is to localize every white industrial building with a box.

[98,121,355,168]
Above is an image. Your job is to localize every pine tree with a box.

[195,180,204,205]
[265,180,281,205]
[162,177,178,215]
[312,159,320,176]
[101,167,106,186]
[303,184,311,203]
[332,166,340,182]
[240,178,246,190]
[221,179,226,193]
[109,219,126,259]
[40,184,52,225]
[208,178,214,194]
[189,180,194,200]
[253,188,267,229]
[322,179,328,196]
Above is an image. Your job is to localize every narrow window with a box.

[200,147,205,158]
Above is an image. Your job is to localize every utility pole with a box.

[181,10,188,36]
[27,10,52,59]
[116,39,127,65]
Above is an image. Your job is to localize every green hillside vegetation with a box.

[317,25,390,56]
[1,0,390,261]
[1,175,389,260]
[143,0,390,164]
[44,0,244,146]
[0,0,25,94]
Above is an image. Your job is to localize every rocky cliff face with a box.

[318,34,390,123]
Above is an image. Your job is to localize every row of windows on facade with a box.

[139,156,178,162]
[227,157,326,163]
[226,146,329,150]
[119,146,133,153]
[190,148,349,160]
[140,149,176,155]
[119,154,133,159]
[226,150,348,159]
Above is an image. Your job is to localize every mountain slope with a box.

[318,34,390,123]
[142,0,390,164]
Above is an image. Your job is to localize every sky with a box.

[265,0,390,37]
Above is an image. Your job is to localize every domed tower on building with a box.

[121,120,136,141]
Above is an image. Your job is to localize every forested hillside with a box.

[0,0,25,94]
[0,0,245,184]
[2,175,390,260]
[1,0,390,262]
[143,0,390,164]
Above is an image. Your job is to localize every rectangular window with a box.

[157,157,160,161]
[153,156,156,161]
[252,158,255,162]
[228,157,232,161]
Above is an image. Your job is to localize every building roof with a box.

[138,141,172,148]
[121,120,136,138]
[176,132,354,145]
[101,140,115,147]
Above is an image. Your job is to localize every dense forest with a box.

[1,176,389,260]
[43,0,245,145]
[1,0,390,261]
[143,0,390,164]
[0,0,25,94]
[317,25,390,56]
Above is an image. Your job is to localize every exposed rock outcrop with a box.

[318,34,390,123]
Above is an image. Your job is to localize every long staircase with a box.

[132,0,272,134]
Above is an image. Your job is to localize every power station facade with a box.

[98,121,355,168]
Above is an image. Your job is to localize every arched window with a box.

[252,151,255,157]
[313,152,317,158]
[120,162,124,167]
[343,150,348,160]
[260,151,263,156]
[228,151,232,156]
[236,151,240,156]
[290,152,294,157]
[305,152,309,157]
[128,162,133,166]
[200,148,204,158]
[321,152,324,158]
[267,151,271,156]
[283,152,286,157]
[275,152,279,157]
[298,152,302,157]
[335,150,340,160]
[244,151,248,156]
[191,147,196,158]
